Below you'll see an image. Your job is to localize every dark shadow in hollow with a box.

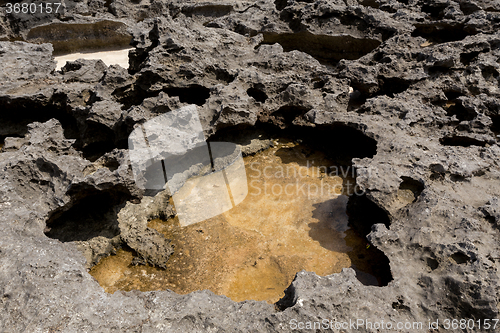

[0,95,79,142]
[411,23,472,44]
[45,192,128,242]
[346,193,392,286]
[295,123,377,165]
[308,196,392,287]
[247,87,268,103]
[308,197,350,253]
[163,85,211,106]
[270,105,311,128]
[399,176,424,203]
[210,122,377,165]
[80,122,117,162]
[439,136,488,147]
[258,32,381,66]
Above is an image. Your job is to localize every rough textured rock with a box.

[1,0,500,331]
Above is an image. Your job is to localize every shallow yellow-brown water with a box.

[90,139,379,303]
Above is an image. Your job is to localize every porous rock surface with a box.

[1,0,500,332]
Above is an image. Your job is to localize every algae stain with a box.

[90,139,379,303]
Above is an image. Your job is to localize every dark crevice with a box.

[258,31,382,66]
[82,141,118,162]
[399,176,424,203]
[459,2,481,15]
[377,77,412,98]
[0,95,80,142]
[460,51,480,66]
[260,105,311,129]
[427,257,439,270]
[431,91,474,121]
[112,82,153,110]
[114,82,211,110]
[211,122,377,164]
[205,66,236,84]
[481,66,500,81]
[346,194,392,286]
[427,66,453,75]
[247,87,268,103]
[299,124,377,164]
[275,283,296,311]
[80,122,117,162]
[439,136,488,147]
[450,252,470,265]
[346,194,390,237]
[348,76,413,112]
[45,191,131,242]
[489,114,500,135]
[446,101,476,121]
[421,3,447,20]
[274,0,288,11]
[411,23,472,44]
[163,85,211,106]
[348,90,368,112]
[445,91,466,100]
[273,105,309,125]
[181,4,232,18]
[360,0,380,9]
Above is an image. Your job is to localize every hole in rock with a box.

[258,32,382,66]
[266,105,311,128]
[489,114,500,135]
[392,298,411,312]
[346,193,392,286]
[360,0,380,9]
[421,3,447,20]
[398,176,424,204]
[411,24,471,44]
[45,192,125,242]
[0,95,79,142]
[427,65,452,76]
[446,102,475,121]
[247,87,268,103]
[459,2,481,15]
[182,4,233,17]
[80,122,117,162]
[205,66,236,84]
[377,77,412,98]
[427,257,439,270]
[439,136,487,147]
[163,85,211,106]
[450,252,470,265]
[481,66,500,81]
[432,92,475,121]
[274,0,287,11]
[460,51,480,66]
[90,128,391,303]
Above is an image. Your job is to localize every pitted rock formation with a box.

[1,0,500,331]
